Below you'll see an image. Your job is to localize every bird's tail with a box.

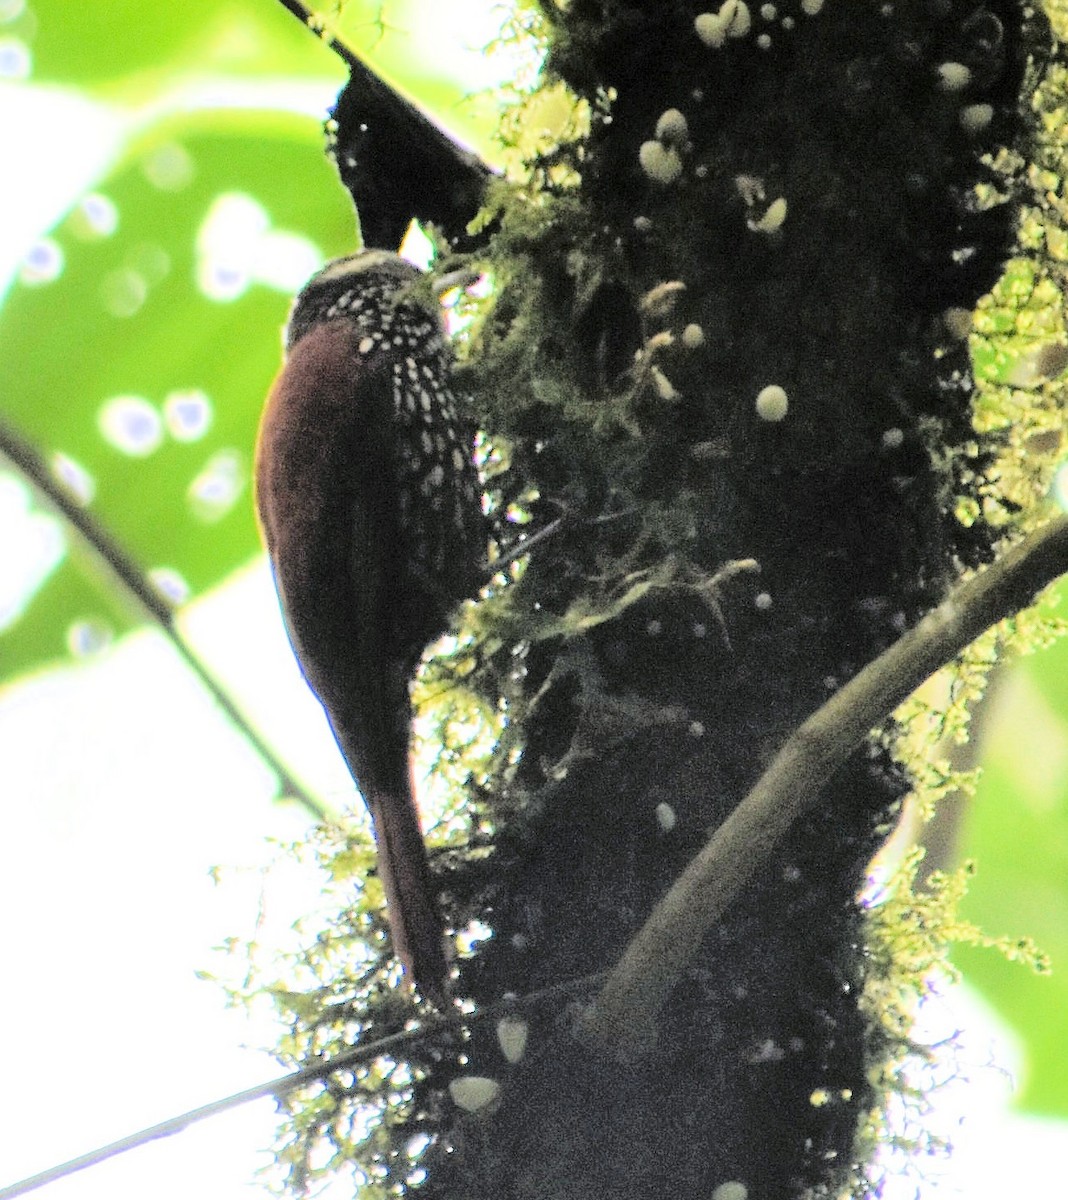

[366,787,449,1002]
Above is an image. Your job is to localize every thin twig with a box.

[483,506,644,583]
[0,973,603,1199]
[0,417,326,819]
[581,514,1068,1054]
[485,517,565,579]
[0,1027,445,1200]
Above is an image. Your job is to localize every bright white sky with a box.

[0,8,1066,1196]
[0,561,357,1199]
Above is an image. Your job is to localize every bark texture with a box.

[414,4,1050,1198]
[285,3,1056,1199]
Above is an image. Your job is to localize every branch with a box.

[0,1025,442,1200]
[275,0,493,249]
[0,417,326,819]
[0,973,602,1199]
[581,514,1068,1055]
[273,0,363,73]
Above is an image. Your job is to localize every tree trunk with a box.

[280,3,1060,1198]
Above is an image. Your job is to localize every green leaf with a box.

[26,0,341,88]
[0,106,355,681]
[953,639,1068,1117]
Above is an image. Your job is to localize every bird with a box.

[255,250,485,1000]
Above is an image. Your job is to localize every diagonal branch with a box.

[274,0,364,73]
[274,0,493,249]
[581,514,1068,1055]
[0,417,326,819]
[0,1021,446,1200]
[0,972,602,1200]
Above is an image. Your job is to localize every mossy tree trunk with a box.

[276,4,1063,1198]
[424,4,1052,1197]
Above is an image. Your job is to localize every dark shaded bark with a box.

[400,4,1053,1198]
